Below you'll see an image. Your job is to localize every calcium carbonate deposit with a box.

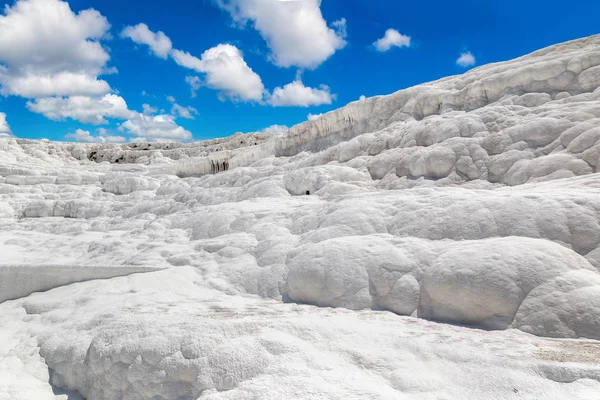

[2,35,600,399]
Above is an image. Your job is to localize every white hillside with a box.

[1,35,600,399]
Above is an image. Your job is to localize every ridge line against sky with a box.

[0,0,599,143]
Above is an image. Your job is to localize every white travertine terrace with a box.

[1,35,600,399]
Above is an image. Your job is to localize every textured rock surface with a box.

[1,35,600,399]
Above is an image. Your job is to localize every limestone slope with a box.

[1,35,600,400]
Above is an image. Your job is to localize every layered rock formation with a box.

[1,35,600,399]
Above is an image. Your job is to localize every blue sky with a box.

[0,0,599,143]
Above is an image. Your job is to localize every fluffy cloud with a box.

[142,104,158,115]
[332,18,347,40]
[105,135,127,143]
[373,29,411,52]
[457,51,476,67]
[165,95,197,118]
[0,112,13,138]
[66,129,98,143]
[185,76,202,98]
[26,94,134,124]
[260,124,289,135]
[0,0,113,98]
[121,23,173,59]
[0,72,111,98]
[268,80,334,107]
[172,45,265,102]
[120,113,192,141]
[216,0,346,69]
[170,50,203,70]
[171,103,198,119]
[65,128,126,143]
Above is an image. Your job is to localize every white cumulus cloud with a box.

[105,135,127,143]
[170,50,203,71]
[260,124,289,135]
[65,128,126,143]
[26,94,135,125]
[0,72,111,98]
[0,0,113,98]
[171,103,198,120]
[373,29,411,52]
[332,18,347,40]
[185,76,202,98]
[120,113,193,141]
[171,45,265,102]
[121,23,173,59]
[142,104,158,115]
[457,51,476,67]
[268,80,334,107]
[216,0,346,69]
[0,112,13,138]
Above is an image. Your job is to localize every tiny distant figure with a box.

[306,190,310,195]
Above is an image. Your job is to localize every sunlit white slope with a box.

[1,35,600,399]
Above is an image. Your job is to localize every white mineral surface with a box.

[1,35,600,399]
